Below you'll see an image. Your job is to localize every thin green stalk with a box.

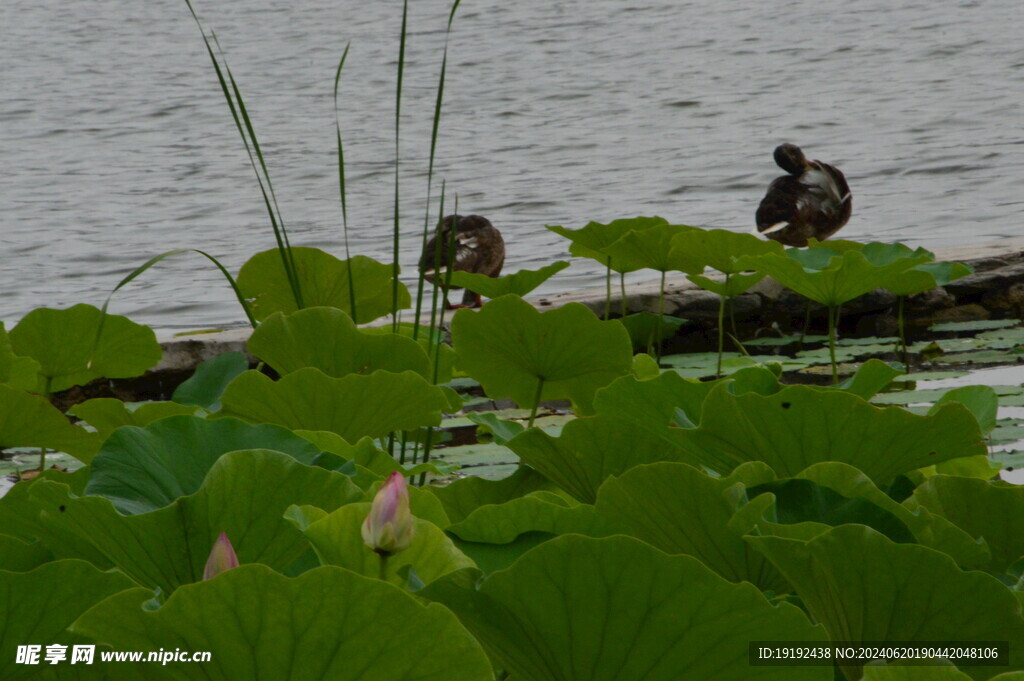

[797,298,812,350]
[898,295,909,373]
[378,553,389,581]
[655,271,667,361]
[716,293,726,378]
[333,44,358,321]
[604,257,612,320]
[828,305,839,384]
[528,377,545,429]
[391,0,409,332]
[620,272,627,317]
[413,0,462,341]
[37,376,53,473]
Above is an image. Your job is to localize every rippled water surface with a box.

[3,0,1023,331]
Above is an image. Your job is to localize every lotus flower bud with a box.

[361,472,415,556]
[203,531,239,580]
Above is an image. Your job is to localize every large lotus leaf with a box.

[248,307,431,380]
[0,323,42,392]
[360,324,457,384]
[9,304,161,392]
[294,430,446,481]
[448,260,570,299]
[908,475,1024,574]
[451,296,633,415]
[507,414,698,504]
[593,370,714,430]
[0,534,52,572]
[447,491,621,543]
[836,358,903,400]
[217,368,457,442]
[0,383,100,462]
[427,466,556,524]
[596,462,788,592]
[747,525,1024,681]
[0,560,135,681]
[886,260,974,297]
[171,350,250,410]
[739,250,930,308]
[861,668,973,681]
[26,450,362,593]
[602,223,704,274]
[792,463,989,569]
[68,398,198,442]
[616,312,687,350]
[546,216,668,272]
[929,386,999,436]
[237,248,410,323]
[675,384,986,483]
[71,564,493,681]
[299,503,474,586]
[670,227,785,274]
[85,415,323,514]
[424,534,828,681]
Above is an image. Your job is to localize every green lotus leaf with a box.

[298,503,474,586]
[447,491,620,544]
[0,560,135,681]
[0,323,42,392]
[27,450,362,593]
[85,415,322,514]
[448,260,570,299]
[929,385,999,435]
[593,370,714,430]
[747,525,1024,681]
[9,303,161,392]
[507,415,699,503]
[886,260,974,297]
[0,534,52,572]
[602,223,704,274]
[68,398,199,442]
[908,475,1024,574]
[740,250,931,308]
[249,307,432,381]
[361,324,457,384]
[546,216,668,272]
[688,271,766,297]
[791,463,989,569]
[836,359,902,400]
[171,350,250,410]
[595,462,788,592]
[616,312,687,350]
[237,248,410,323]
[675,384,986,483]
[427,466,556,524]
[451,296,633,415]
[71,564,493,681]
[466,412,526,444]
[0,383,100,463]
[296,429,448,480]
[424,534,828,681]
[861,668,972,681]
[217,368,457,442]
[670,227,785,274]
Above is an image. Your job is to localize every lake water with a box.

[3,0,1023,333]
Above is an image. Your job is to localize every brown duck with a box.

[756,143,852,247]
[419,214,505,308]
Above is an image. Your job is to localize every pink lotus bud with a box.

[361,472,415,556]
[203,531,239,580]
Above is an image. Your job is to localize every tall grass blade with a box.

[333,44,358,321]
[182,0,303,310]
[391,0,409,332]
[413,0,462,341]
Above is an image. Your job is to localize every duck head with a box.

[774,143,809,175]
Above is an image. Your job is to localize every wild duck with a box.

[419,214,505,308]
[755,143,852,247]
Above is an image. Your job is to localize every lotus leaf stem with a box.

[716,292,726,379]
[898,295,909,373]
[528,377,545,429]
[605,257,612,321]
[828,304,840,384]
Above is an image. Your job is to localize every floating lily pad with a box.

[451,296,633,415]
[930,319,1020,333]
[237,248,410,323]
[72,564,493,681]
[423,535,828,681]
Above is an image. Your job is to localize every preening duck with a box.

[755,143,852,247]
[419,214,505,308]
